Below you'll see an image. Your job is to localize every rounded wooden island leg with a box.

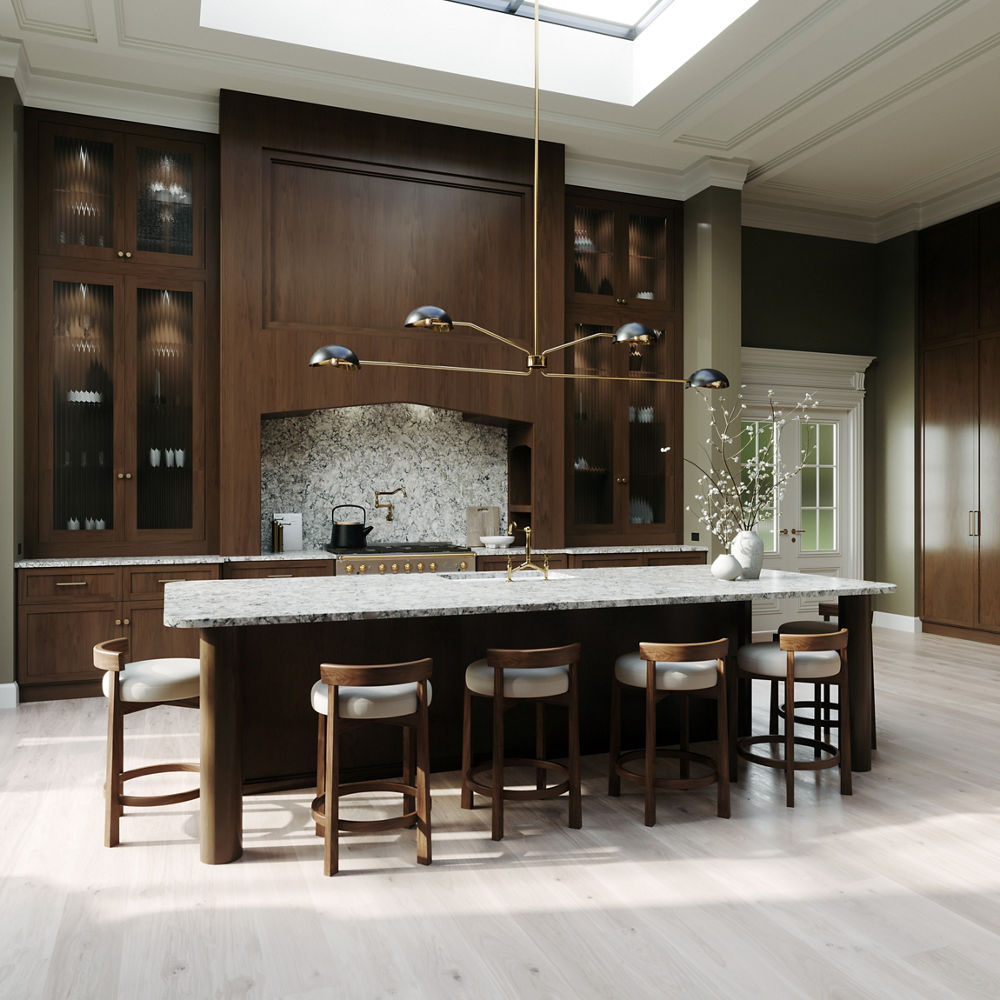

[199,628,243,864]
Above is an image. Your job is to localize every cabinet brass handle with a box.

[267,574,294,579]
[114,618,122,626]
[56,580,88,587]
[117,250,124,258]
[117,473,124,480]
[124,473,133,480]
[123,618,130,626]
[158,578,186,584]
[125,250,132,259]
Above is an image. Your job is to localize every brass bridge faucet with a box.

[507,525,549,581]
[375,487,407,522]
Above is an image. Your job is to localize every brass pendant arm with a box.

[540,370,688,385]
[453,321,532,356]
[360,360,530,377]
[540,332,615,357]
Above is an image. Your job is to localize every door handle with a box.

[969,510,981,537]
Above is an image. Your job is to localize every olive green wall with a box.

[741,226,919,617]
[1,77,24,693]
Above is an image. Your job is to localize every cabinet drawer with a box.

[570,553,644,569]
[224,560,334,579]
[19,567,121,604]
[125,563,220,598]
[644,552,706,566]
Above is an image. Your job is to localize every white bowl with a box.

[480,535,515,548]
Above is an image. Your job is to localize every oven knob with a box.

[404,562,411,573]
[345,564,354,575]
[429,562,436,572]
[460,561,467,571]
[417,562,424,573]
[391,563,398,574]
[379,563,386,574]
[358,563,367,574]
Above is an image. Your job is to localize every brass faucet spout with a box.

[375,487,408,522]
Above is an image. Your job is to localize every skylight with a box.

[445,1,673,40]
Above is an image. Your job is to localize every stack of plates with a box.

[629,497,654,524]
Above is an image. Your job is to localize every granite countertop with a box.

[471,544,708,555]
[15,544,707,569]
[163,566,896,629]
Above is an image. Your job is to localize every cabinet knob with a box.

[345,564,354,574]
[117,250,124,258]
[391,563,399,574]
[460,561,468,571]
[117,473,124,480]
[417,562,424,573]
[114,619,122,626]
[123,618,130,626]
[358,563,367,574]
[616,476,629,485]
[124,473,133,480]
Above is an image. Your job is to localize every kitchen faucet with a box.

[375,487,407,522]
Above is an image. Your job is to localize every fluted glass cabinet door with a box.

[132,285,199,533]
[571,205,616,302]
[626,332,671,527]
[48,278,117,535]
[627,212,671,307]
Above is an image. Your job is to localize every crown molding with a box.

[0,40,29,98]
[566,154,747,200]
[741,347,875,395]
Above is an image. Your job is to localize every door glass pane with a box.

[572,206,614,297]
[570,324,613,524]
[740,419,777,553]
[52,136,114,249]
[135,147,194,257]
[800,421,837,552]
[627,213,667,302]
[628,335,668,524]
[52,281,114,531]
[136,288,193,529]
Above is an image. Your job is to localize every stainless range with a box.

[329,542,476,577]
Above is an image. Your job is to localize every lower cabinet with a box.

[223,560,334,579]
[476,553,570,573]
[476,550,706,571]
[17,563,220,701]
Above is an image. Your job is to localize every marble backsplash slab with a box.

[260,403,508,551]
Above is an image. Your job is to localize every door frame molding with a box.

[740,347,875,580]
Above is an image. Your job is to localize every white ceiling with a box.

[3,0,1000,242]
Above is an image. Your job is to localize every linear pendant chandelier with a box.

[308,3,728,391]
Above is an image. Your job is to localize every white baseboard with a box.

[873,612,922,633]
[0,682,19,709]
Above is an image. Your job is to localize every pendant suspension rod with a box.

[533,0,540,360]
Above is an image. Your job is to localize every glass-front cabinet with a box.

[38,271,205,549]
[38,122,204,269]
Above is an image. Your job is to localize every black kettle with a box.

[329,505,374,549]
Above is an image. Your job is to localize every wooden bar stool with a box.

[310,658,432,876]
[461,643,581,841]
[609,638,730,825]
[737,628,851,807]
[93,637,200,848]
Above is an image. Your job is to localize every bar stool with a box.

[310,658,432,876]
[737,629,851,807]
[609,638,730,825]
[461,643,581,841]
[93,637,200,848]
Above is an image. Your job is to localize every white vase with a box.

[711,554,743,581]
[730,530,764,580]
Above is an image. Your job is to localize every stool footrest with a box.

[467,756,570,801]
[614,747,719,792]
[310,780,422,833]
[737,734,840,772]
[117,762,199,808]
[777,699,840,727]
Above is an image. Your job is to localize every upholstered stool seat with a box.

[461,644,581,841]
[737,629,851,807]
[93,638,200,848]
[609,639,730,825]
[310,659,432,876]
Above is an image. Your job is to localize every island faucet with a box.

[375,487,407,522]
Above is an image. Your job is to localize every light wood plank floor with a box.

[1,628,998,999]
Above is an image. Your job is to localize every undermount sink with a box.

[437,570,577,582]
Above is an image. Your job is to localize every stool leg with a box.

[568,673,582,830]
[715,672,730,819]
[838,660,853,796]
[769,679,779,733]
[679,694,690,780]
[315,713,326,837]
[461,685,474,810]
[403,725,416,819]
[492,691,504,842]
[814,682,822,758]
[784,658,795,808]
[104,689,124,848]
[323,712,340,876]
[644,684,656,827]
[416,684,432,865]
[535,703,546,792]
[608,677,622,796]
[870,671,877,750]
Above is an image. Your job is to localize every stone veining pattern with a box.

[163,567,896,629]
[260,404,508,552]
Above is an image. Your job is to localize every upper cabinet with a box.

[24,110,217,558]
[37,121,206,270]
[568,190,678,315]
[564,188,684,546]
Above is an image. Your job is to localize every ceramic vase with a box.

[730,530,764,580]
[711,554,743,581]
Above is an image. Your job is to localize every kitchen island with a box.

[164,565,894,863]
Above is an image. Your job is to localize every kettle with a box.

[329,504,374,549]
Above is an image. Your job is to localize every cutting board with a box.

[466,506,500,548]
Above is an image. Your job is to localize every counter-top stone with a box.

[14,554,230,569]
[471,544,709,555]
[163,566,895,630]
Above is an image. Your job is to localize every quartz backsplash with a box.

[260,403,508,551]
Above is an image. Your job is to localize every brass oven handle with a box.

[158,578,186,584]
[267,574,294,579]
[56,580,88,587]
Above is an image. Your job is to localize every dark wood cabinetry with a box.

[17,563,221,700]
[223,560,334,579]
[920,204,1000,641]
[24,110,217,558]
[565,188,684,545]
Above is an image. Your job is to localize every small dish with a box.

[480,535,515,548]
